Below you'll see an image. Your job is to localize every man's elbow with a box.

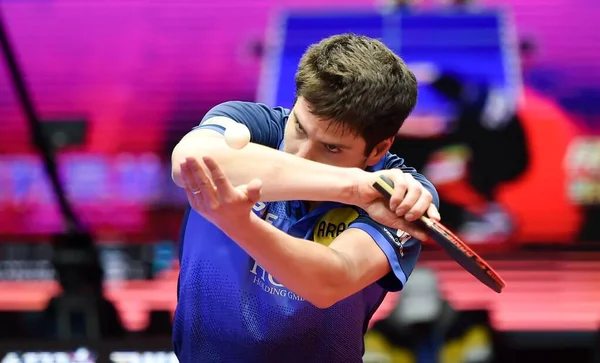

[171,142,190,188]
[306,271,351,309]
[310,281,359,309]
[308,290,341,309]
[171,169,185,188]
[170,134,219,187]
[307,250,362,309]
[307,292,339,309]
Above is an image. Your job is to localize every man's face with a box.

[283,97,386,169]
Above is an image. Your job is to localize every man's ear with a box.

[366,137,394,166]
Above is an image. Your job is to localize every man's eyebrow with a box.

[291,110,303,128]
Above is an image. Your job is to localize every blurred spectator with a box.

[392,66,529,244]
[40,291,126,340]
[382,0,421,13]
[519,38,537,73]
[391,0,417,9]
[564,136,600,244]
[364,268,495,363]
[437,0,480,11]
[518,36,553,92]
[38,233,126,340]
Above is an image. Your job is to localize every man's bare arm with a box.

[180,155,428,307]
[225,213,391,309]
[172,117,361,203]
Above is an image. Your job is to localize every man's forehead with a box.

[293,108,359,137]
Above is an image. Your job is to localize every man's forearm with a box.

[225,213,349,308]
[172,132,360,203]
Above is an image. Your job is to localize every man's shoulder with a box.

[234,100,291,114]
[200,101,291,148]
[206,101,291,122]
[369,152,406,172]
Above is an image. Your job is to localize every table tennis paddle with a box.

[373,175,506,293]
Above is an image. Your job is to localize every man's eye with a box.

[295,121,305,134]
[325,144,341,153]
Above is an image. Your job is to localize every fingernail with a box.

[203,156,214,166]
[396,207,406,216]
[405,213,414,221]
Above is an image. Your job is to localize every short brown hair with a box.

[295,34,417,155]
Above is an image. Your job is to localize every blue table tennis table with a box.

[257,8,521,122]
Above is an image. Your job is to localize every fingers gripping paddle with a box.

[373,175,506,293]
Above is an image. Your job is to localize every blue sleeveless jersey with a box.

[173,102,439,363]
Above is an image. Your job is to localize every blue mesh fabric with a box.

[173,207,387,363]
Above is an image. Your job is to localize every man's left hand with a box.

[180,156,262,229]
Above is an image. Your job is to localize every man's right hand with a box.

[352,169,440,241]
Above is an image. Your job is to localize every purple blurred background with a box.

[0,0,599,156]
[0,1,599,359]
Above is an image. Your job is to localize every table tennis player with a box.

[170,34,441,362]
